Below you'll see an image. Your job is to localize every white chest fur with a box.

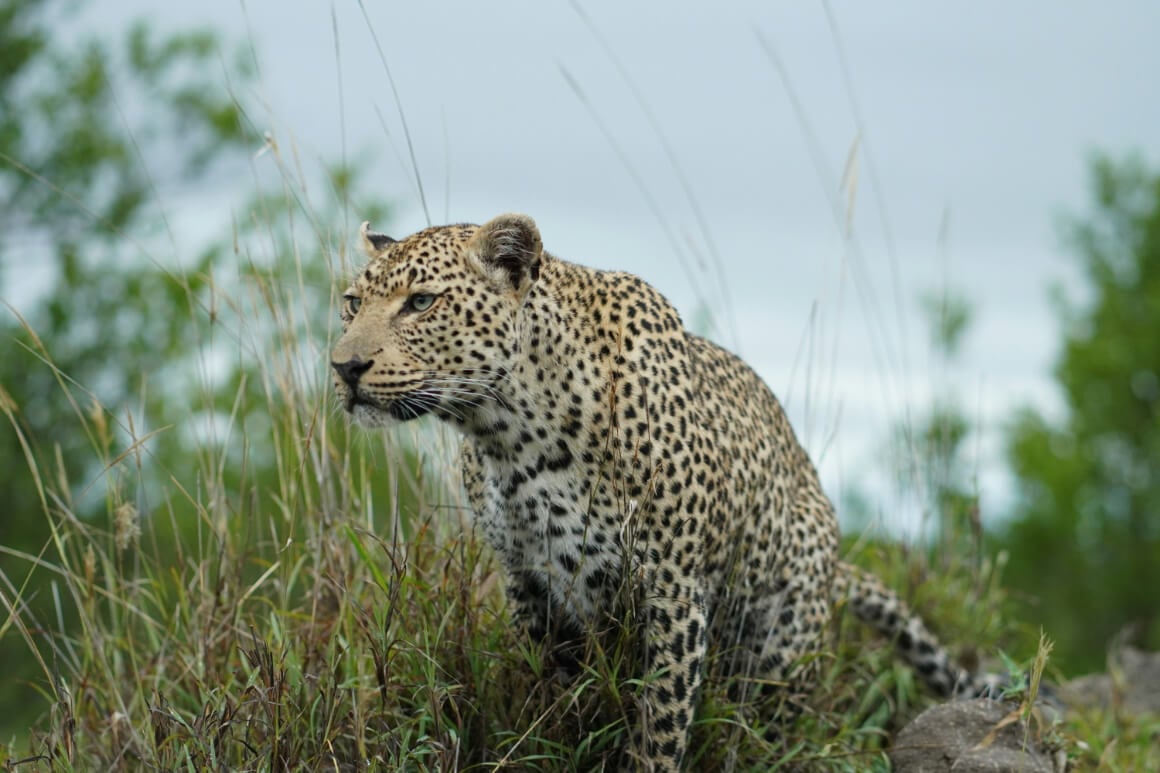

[469,449,623,622]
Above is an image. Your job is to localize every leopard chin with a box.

[347,401,394,428]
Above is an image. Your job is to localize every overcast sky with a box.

[81,0,1160,535]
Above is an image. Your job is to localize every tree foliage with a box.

[0,0,403,740]
[1000,155,1160,673]
[0,0,263,735]
[841,284,985,561]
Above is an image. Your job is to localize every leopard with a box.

[331,213,1003,771]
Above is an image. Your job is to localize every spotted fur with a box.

[332,214,996,771]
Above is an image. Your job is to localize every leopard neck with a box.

[462,257,604,463]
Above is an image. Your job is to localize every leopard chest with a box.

[469,447,625,622]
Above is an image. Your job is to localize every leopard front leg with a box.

[506,569,588,672]
[630,578,707,772]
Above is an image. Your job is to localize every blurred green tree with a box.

[835,273,1031,685]
[840,280,984,560]
[907,286,984,560]
[1001,155,1160,673]
[0,0,259,736]
[0,0,404,742]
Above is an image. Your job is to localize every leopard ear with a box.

[469,213,543,294]
[359,221,396,256]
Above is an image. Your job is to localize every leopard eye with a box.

[407,293,437,313]
[343,294,362,315]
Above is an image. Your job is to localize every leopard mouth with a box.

[385,395,434,420]
[342,387,434,422]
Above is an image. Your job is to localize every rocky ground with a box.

[889,645,1159,772]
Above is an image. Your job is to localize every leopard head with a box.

[331,213,543,428]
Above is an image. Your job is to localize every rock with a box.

[1060,645,1160,715]
[890,699,1056,773]
[1119,645,1160,713]
[1059,673,1114,711]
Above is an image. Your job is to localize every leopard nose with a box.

[331,357,373,387]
